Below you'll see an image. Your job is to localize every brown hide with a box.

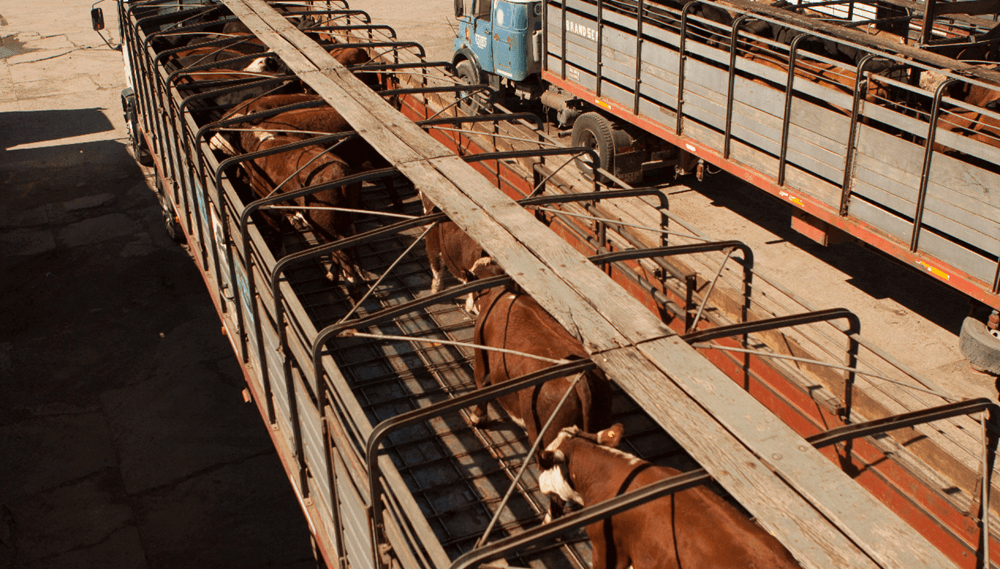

[223,93,323,121]
[420,194,484,293]
[741,49,891,115]
[330,46,379,87]
[185,31,267,56]
[469,283,612,449]
[425,221,483,293]
[173,47,259,71]
[539,426,801,569]
[245,135,361,283]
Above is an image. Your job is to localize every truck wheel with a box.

[959,316,1000,375]
[124,92,153,166]
[455,59,481,114]
[155,177,185,244]
[571,112,614,182]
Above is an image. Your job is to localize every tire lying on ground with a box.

[959,316,1000,375]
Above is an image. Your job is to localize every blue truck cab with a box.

[454,0,543,83]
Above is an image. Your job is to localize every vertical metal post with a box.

[632,0,646,115]
[980,411,993,569]
[839,54,875,216]
[777,34,807,187]
[910,79,955,252]
[842,333,859,425]
[596,0,605,97]
[723,16,751,160]
[921,0,937,46]
[240,207,277,425]
[992,242,1000,294]
[542,0,549,73]
[676,2,700,136]
[560,0,567,80]
[319,386,346,569]
[274,283,311,499]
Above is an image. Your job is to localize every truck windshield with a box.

[473,0,491,21]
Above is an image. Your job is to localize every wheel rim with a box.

[578,131,598,176]
[458,70,476,112]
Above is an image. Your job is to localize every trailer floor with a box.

[0,4,313,568]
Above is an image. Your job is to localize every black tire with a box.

[455,59,481,115]
[959,316,1000,375]
[571,112,614,182]
[129,114,153,166]
[123,91,153,167]
[155,177,185,244]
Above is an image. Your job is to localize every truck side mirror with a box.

[91,7,105,31]
[455,0,464,18]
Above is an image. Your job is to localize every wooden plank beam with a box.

[221,2,962,567]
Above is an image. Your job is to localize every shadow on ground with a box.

[689,171,978,335]
[1,126,313,569]
[0,108,115,149]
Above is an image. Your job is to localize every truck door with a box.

[469,0,494,73]
[491,1,530,81]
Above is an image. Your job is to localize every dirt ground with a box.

[0,2,312,567]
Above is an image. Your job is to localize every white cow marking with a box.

[242,57,271,73]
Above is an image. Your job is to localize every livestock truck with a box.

[451,0,1000,371]
[103,0,1000,568]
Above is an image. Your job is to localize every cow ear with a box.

[597,424,624,448]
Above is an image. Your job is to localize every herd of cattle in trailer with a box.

[124,0,1000,568]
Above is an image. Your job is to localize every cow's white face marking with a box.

[464,293,477,314]
[242,57,270,73]
[538,462,583,506]
[209,133,237,155]
[468,256,494,277]
[539,428,584,506]
[252,129,275,144]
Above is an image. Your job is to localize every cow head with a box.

[537,424,624,512]
[463,257,503,314]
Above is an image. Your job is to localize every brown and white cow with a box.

[466,260,613,453]
[244,133,363,286]
[210,94,395,203]
[176,57,284,108]
[466,260,613,519]
[538,425,801,569]
[420,194,485,295]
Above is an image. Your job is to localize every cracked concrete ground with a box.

[0,2,313,568]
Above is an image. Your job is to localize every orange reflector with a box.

[917,261,950,281]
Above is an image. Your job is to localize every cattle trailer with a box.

[114,0,1000,568]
